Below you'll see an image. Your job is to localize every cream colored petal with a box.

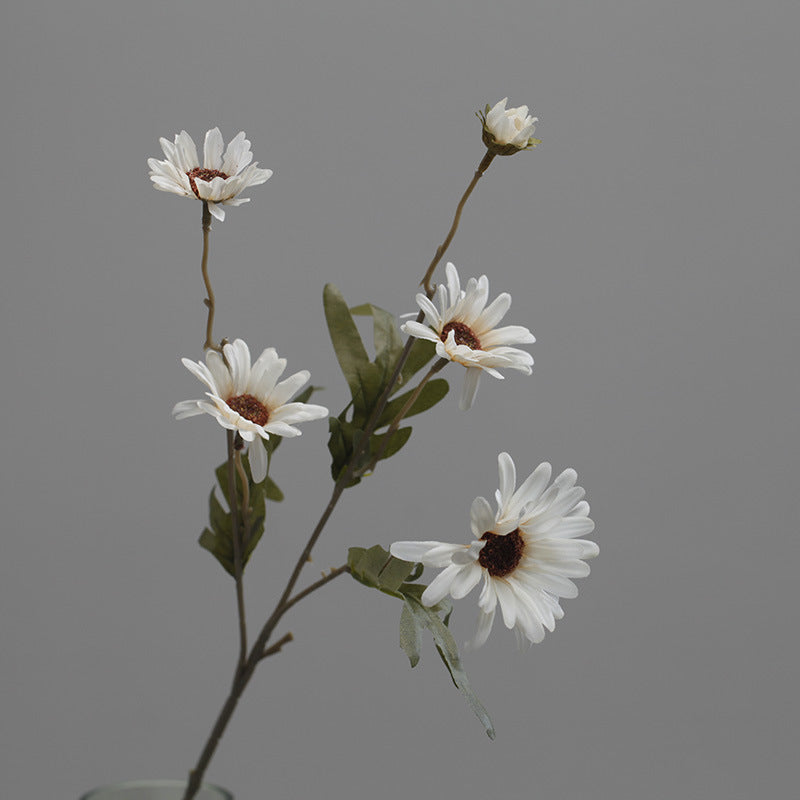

[203,127,224,170]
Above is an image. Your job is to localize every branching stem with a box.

[181,147,498,800]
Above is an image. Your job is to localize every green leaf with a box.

[399,604,422,668]
[377,379,449,428]
[368,426,412,464]
[397,338,437,392]
[347,544,494,738]
[403,594,495,739]
[199,452,269,576]
[347,545,416,595]
[351,303,404,376]
[264,475,284,502]
[199,527,234,575]
[323,284,370,402]
[327,417,364,486]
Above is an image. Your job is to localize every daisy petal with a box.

[248,436,268,484]
[459,367,483,410]
[203,127,224,170]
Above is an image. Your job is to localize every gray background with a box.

[1,1,797,798]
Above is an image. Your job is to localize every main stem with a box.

[182,148,497,800]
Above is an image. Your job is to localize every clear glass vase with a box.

[79,780,233,800]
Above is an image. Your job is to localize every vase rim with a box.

[79,779,233,800]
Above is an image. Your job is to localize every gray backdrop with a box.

[2,1,797,798]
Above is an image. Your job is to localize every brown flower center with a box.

[478,528,525,578]
[441,321,481,350]
[227,394,270,426]
[186,167,229,198]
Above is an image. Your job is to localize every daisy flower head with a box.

[172,339,328,483]
[401,262,535,410]
[148,128,272,221]
[390,453,597,649]
[478,98,540,156]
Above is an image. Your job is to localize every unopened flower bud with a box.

[478,98,540,156]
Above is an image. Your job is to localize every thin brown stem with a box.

[200,202,220,351]
[260,632,294,661]
[282,565,351,616]
[421,149,495,295]
[366,358,448,472]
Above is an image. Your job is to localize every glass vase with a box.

[79,780,233,800]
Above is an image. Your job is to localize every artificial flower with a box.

[148,128,272,221]
[391,453,597,649]
[478,98,540,155]
[173,339,328,483]
[401,262,535,410]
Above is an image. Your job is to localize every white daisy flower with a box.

[172,339,328,483]
[479,97,539,155]
[401,262,535,410]
[391,453,597,649]
[148,128,272,221]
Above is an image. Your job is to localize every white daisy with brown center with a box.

[173,339,328,483]
[401,262,535,410]
[148,128,272,221]
[390,453,597,649]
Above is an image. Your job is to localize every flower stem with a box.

[200,202,220,351]
[421,149,495,295]
[365,358,448,472]
[234,449,251,551]
[226,432,247,671]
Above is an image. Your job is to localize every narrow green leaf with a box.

[208,488,231,538]
[351,303,404,375]
[377,378,449,428]
[399,604,422,668]
[353,361,388,420]
[327,417,364,486]
[264,475,284,502]
[368,426,412,464]
[403,594,495,739]
[323,284,370,400]
[198,528,234,577]
[396,338,437,392]
[201,452,269,574]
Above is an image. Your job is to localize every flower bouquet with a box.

[128,98,597,800]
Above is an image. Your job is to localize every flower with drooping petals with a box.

[148,128,272,221]
[173,339,328,483]
[478,98,540,155]
[391,453,597,649]
[401,262,535,410]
